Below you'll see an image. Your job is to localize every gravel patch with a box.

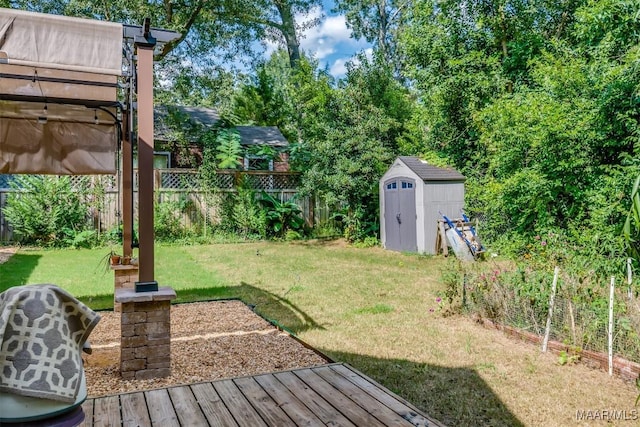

[0,247,17,264]
[83,300,330,397]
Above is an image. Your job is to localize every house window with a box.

[401,181,413,189]
[387,182,397,190]
[244,156,273,171]
[153,152,171,169]
[133,152,171,169]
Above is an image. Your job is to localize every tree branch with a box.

[158,0,206,59]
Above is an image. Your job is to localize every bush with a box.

[232,188,266,238]
[154,200,192,241]
[258,192,305,238]
[2,175,92,246]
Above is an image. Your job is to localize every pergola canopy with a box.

[0,8,122,174]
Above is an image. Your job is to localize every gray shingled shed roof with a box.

[398,156,466,181]
[154,106,288,147]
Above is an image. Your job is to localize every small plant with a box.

[352,236,379,248]
[233,187,266,238]
[215,129,243,169]
[557,346,581,366]
[258,191,305,238]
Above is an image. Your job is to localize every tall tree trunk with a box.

[377,0,390,63]
[275,0,301,68]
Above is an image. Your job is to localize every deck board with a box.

[169,385,210,427]
[214,379,269,427]
[254,372,326,426]
[234,376,297,426]
[293,368,387,427]
[78,399,94,427]
[273,370,356,427]
[145,388,180,427]
[191,382,239,426]
[82,363,443,427]
[120,391,151,427]
[91,394,120,427]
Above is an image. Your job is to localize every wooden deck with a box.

[79,363,444,427]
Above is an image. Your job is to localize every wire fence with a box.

[463,267,640,367]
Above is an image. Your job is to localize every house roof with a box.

[236,126,288,147]
[398,156,466,181]
[154,106,288,147]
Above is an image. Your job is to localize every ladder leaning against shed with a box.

[435,212,485,260]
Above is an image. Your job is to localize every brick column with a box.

[111,264,139,312]
[114,287,177,380]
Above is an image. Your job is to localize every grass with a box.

[0,240,637,426]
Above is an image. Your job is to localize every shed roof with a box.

[398,156,465,181]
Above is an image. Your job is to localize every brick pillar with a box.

[114,287,177,380]
[111,264,139,312]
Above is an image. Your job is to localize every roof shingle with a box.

[398,156,465,181]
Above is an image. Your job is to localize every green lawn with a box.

[0,241,636,426]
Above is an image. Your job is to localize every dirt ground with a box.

[83,300,330,397]
[0,246,16,264]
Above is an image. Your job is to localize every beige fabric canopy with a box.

[0,8,122,75]
[0,8,122,174]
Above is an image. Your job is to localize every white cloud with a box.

[329,58,348,76]
[298,7,359,55]
[259,5,371,77]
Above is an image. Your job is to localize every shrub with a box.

[2,175,91,246]
[154,200,192,241]
[258,191,305,238]
[232,188,266,238]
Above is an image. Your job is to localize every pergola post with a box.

[122,109,133,258]
[135,23,157,291]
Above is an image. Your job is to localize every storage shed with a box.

[380,156,466,254]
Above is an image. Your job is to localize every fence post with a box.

[542,266,560,353]
[628,258,633,300]
[608,276,615,376]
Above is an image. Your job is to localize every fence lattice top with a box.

[0,170,301,191]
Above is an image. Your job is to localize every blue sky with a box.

[264,1,372,77]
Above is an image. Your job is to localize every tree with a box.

[232,50,300,142]
[299,55,413,240]
[334,0,410,69]
[9,0,320,69]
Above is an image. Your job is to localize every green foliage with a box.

[258,192,305,238]
[232,51,301,143]
[62,229,98,249]
[297,55,411,241]
[154,200,193,241]
[215,129,243,169]
[233,193,266,238]
[557,349,581,366]
[624,174,640,262]
[354,303,394,315]
[2,175,92,246]
[225,180,267,238]
[352,236,379,248]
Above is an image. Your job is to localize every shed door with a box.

[384,178,417,252]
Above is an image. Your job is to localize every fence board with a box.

[0,170,335,242]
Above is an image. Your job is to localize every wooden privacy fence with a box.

[0,169,335,242]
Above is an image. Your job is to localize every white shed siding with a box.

[422,182,465,254]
